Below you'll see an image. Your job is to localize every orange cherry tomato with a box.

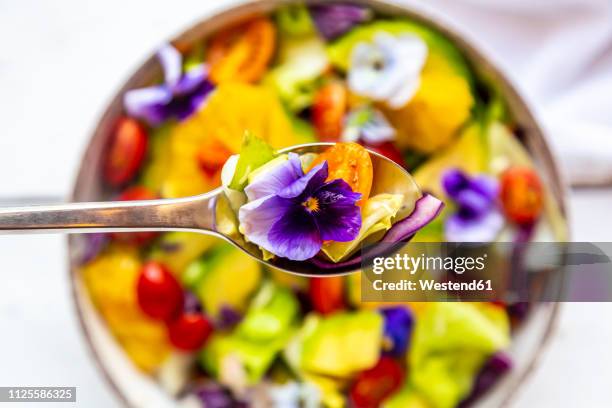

[312,81,347,142]
[308,142,373,205]
[309,276,345,315]
[500,166,543,225]
[104,117,148,187]
[197,138,233,179]
[349,357,405,408]
[207,17,275,84]
[110,186,159,245]
[167,312,213,351]
[137,261,183,321]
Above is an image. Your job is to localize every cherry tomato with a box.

[137,261,183,321]
[349,357,405,408]
[110,186,159,245]
[363,141,406,168]
[308,142,373,205]
[104,117,148,187]
[207,18,275,83]
[309,276,345,315]
[197,138,233,179]
[500,166,543,225]
[167,312,213,351]
[312,81,347,142]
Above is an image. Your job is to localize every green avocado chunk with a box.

[409,303,510,408]
[199,283,298,383]
[301,310,383,378]
[193,244,262,318]
[229,132,276,191]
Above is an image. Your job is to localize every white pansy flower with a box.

[348,32,428,109]
[342,106,396,144]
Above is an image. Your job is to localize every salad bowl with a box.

[68,0,569,407]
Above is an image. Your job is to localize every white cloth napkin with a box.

[412,0,612,186]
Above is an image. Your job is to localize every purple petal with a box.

[310,4,372,40]
[171,64,208,95]
[455,189,493,219]
[170,78,214,121]
[278,161,328,199]
[79,233,109,265]
[245,153,304,201]
[470,175,499,202]
[183,291,202,313]
[157,44,182,87]
[268,207,321,261]
[238,195,293,254]
[442,168,470,200]
[380,306,413,356]
[312,179,362,242]
[123,85,173,126]
[445,210,504,242]
[459,352,512,407]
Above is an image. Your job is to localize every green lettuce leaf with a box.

[229,132,276,190]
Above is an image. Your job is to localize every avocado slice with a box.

[301,310,383,378]
[199,283,298,383]
[194,244,262,318]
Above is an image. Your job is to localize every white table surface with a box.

[1,1,611,407]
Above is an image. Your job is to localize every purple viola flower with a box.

[239,153,362,261]
[442,169,503,242]
[124,44,214,126]
[459,352,512,407]
[380,306,413,357]
[309,3,372,40]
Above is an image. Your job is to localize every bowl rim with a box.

[67,0,570,406]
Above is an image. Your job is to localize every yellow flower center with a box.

[302,197,320,213]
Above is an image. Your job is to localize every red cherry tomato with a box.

[349,357,405,408]
[110,186,159,245]
[500,166,543,225]
[363,141,407,168]
[167,312,213,351]
[104,117,148,187]
[312,82,347,142]
[137,261,183,321]
[197,138,233,179]
[309,276,345,315]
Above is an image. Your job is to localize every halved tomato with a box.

[308,142,373,205]
[500,166,543,225]
[197,138,233,179]
[207,17,276,84]
[104,117,148,187]
[312,81,347,142]
[349,357,405,408]
[309,276,345,315]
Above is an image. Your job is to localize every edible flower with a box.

[309,3,372,40]
[238,153,362,261]
[380,306,413,357]
[348,33,427,109]
[124,44,214,125]
[442,169,503,242]
[342,106,395,144]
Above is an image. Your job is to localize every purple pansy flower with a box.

[239,153,362,261]
[442,168,503,242]
[124,44,214,126]
[380,306,413,357]
[309,3,372,40]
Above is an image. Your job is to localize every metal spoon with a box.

[0,143,422,276]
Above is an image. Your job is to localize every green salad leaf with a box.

[229,132,276,190]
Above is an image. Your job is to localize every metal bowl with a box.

[68,0,569,406]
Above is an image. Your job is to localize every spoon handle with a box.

[0,191,220,234]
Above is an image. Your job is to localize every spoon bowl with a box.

[0,143,439,276]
